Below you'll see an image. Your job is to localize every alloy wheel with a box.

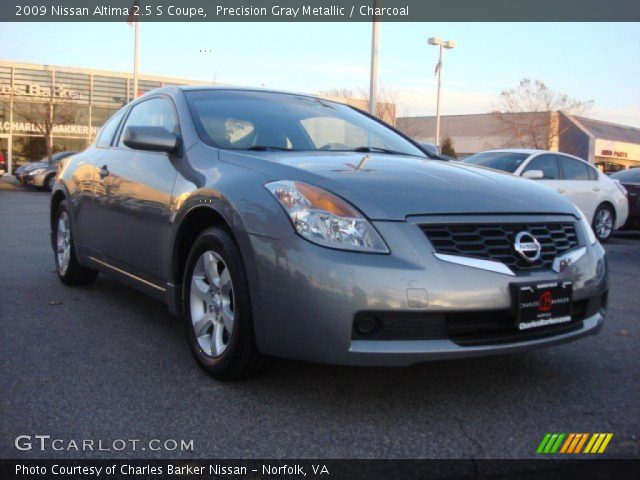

[56,212,71,275]
[595,208,613,240]
[189,250,235,357]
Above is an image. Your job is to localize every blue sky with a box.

[1,22,639,126]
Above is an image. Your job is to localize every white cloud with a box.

[396,87,494,118]
[592,106,640,129]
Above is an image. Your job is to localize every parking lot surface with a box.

[1,187,638,459]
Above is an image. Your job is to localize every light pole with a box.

[428,37,456,148]
[369,3,380,115]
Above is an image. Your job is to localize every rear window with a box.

[461,152,529,173]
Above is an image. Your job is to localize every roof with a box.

[573,116,640,144]
[178,84,324,100]
[478,148,547,155]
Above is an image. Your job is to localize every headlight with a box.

[266,180,389,253]
[29,168,46,175]
[578,209,597,245]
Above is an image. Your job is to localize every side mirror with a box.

[122,126,179,154]
[522,169,544,180]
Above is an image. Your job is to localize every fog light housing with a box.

[353,315,381,338]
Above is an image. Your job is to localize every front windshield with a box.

[462,151,530,173]
[185,90,424,157]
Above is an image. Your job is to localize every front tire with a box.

[53,200,99,286]
[592,204,615,243]
[182,227,268,380]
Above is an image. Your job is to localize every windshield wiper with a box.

[352,146,408,155]
[246,145,294,151]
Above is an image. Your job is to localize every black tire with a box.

[592,204,615,243]
[45,174,56,192]
[182,227,269,380]
[53,200,99,286]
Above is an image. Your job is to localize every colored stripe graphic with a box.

[597,434,613,453]
[537,433,552,454]
[538,433,613,454]
[574,433,589,453]
[560,433,575,453]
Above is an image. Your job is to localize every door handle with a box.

[98,165,109,179]
[556,188,565,193]
[593,187,600,192]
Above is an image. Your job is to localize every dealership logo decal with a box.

[514,231,541,263]
[537,433,613,454]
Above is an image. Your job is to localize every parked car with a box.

[15,151,77,191]
[610,168,640,230]
[461,149,628,242]
[51,87,608,380]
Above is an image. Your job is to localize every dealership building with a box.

[0,60,208,174]
[397,111,640,173]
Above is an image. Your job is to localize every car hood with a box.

[22,161,49,172]
[220,150,579,220]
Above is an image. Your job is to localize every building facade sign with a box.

[0,121,99,136]
[594,139,640,163]
[0,82,81,100]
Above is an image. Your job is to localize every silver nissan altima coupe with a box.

[51,87,608,379]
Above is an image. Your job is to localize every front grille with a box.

[421,222,579,272]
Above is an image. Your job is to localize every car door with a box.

[557,155,599,220]
[95,96,180,285]
[521,153,563,192]
[72,108,127,253]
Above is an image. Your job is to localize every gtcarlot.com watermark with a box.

[15,435,194,452]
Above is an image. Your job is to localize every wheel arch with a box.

[171,205,239,298]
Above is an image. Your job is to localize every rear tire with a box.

[53,200,99,286]
[592,204,615,243]
[182,226,269,380]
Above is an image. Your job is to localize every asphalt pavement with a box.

[1,186,638,459]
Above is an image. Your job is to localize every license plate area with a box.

[512,281,573,331]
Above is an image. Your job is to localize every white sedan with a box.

[461,149,629,242]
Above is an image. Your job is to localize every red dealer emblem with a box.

[538,291,553,312]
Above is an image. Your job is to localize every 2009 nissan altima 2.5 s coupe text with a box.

[50,87,608,380]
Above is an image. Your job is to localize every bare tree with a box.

[356,85,398,126]
[320,86,398,125]
[490,78,593,150]
[1,70,81,161]
[322,88,356,99]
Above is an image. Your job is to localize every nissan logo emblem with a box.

[514,231,542,263]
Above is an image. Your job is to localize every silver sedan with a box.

[51,87,608,379]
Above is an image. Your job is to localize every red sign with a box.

[538,291,553,312]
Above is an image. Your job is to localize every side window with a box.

[118,98,178,148]
[559,156,590,180]
[523,154,560,179]
[96,109,126,148]
[588,166,598,180]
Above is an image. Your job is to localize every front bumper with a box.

[241,215,608,366]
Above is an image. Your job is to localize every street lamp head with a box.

[428,37,442,46]
[444,40,456,49]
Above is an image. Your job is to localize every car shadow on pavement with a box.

[89,272,593,411]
